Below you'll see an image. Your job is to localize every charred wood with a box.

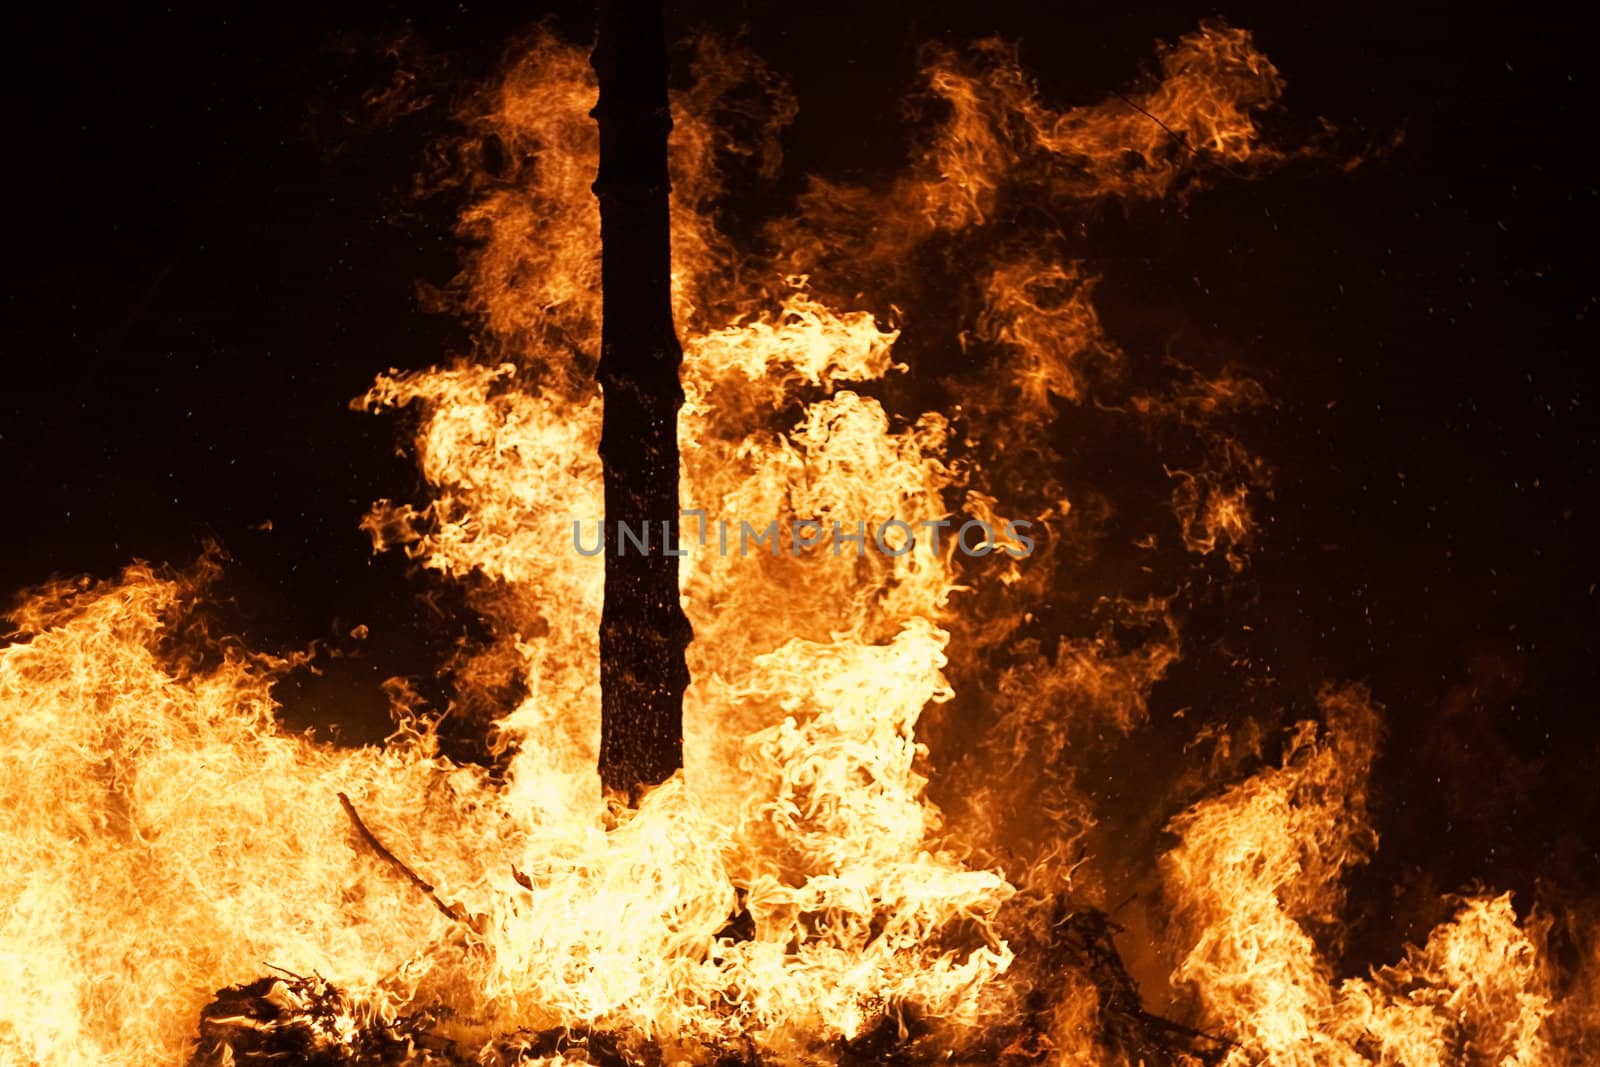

[591,0,692,802]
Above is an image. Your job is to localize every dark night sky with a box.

[4,1,1598,940]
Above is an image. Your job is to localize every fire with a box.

[1,17,1595,1067]
[1164,686,1563,1065]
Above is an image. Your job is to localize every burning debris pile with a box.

[188,909,1229,1067]
[3,11,1597,1067]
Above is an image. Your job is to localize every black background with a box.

[5,1,1597,956]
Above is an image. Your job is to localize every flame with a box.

[1,18,1594,1067]
[1164,686,1567,1066]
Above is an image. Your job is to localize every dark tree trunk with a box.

[590,0,692,802]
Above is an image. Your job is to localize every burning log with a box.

[189,971,652,1066]
[190,970,460,1066]
[590,0,693,802]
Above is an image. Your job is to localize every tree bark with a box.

[591,0,692,802]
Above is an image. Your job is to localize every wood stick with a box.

[337,791,470,927]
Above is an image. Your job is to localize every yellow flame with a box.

[1165,686,1570,1066]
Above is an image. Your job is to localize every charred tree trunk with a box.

[591,0,692,802]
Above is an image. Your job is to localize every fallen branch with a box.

[337,791,471,928]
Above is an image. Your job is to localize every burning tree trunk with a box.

[590,0,693,801]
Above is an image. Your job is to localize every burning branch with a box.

[336,791,471,929]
